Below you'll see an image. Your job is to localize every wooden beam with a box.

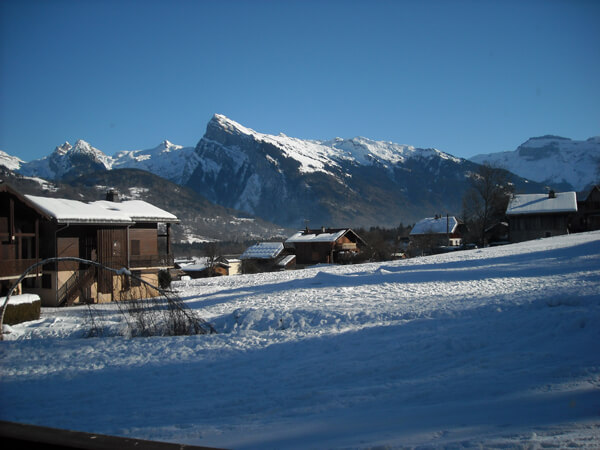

[0,420,225,450]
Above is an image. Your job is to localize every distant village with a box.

[1,180,599,310]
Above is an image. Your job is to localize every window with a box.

[131,240,140,256]
[131,270,142,287]
[42,274,52,289]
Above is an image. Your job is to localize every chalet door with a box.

[97,228,127,268]
[97,228,127,294]
[57,237,79,271]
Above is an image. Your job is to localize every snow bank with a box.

[1,293,41,306]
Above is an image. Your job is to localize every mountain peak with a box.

[209,114,257,137]
[54,142,73,155]
[72,139,94,153]
[153,139,183,153]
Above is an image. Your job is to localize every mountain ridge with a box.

[471,135,600,191]
[3,114,594,230]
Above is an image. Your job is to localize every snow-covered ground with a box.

[1,232,600,449]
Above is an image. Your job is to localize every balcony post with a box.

[166,223,172,257]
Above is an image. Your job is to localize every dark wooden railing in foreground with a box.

[0,259,40,278]
[0,421,226,450]
[130,254,175,268]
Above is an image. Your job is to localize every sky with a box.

[1,0,599,163]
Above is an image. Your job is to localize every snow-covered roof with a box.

[506,192,577,215]
[93,200,179,223]
[410,216,459,235]
[240,242,284,260]
[277,254,296,267]
[26,195,133,224]
[24,195,178,224]
[180,262,229,272]
[285,229,348,244]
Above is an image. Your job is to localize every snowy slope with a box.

[471,135,600,191]
[17,139,196,184]
[0,150,24,170]
[112,140,198,184]
[208,113,461,177]
[19,140,113,180]
[2,232,599,449]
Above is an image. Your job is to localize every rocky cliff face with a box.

[186,115,542,228]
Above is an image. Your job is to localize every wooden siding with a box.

[97,228,128,294]
[509,213,573,243]
[130,228,158,255]
[57,237,79,271]
[0,189,41,281]
[129,226,167,267]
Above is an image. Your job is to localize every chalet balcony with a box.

[0,258,41,279]
[335,243,358,251]
[129,255,175,269]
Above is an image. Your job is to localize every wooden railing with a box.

[129,255,174,268]
[0,259,40,278]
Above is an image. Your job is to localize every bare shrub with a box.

[1,257,215,340]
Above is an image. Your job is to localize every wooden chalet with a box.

[0,183,179,306]
[574,185,600,233]
[239,242,295,273]
[178,259,231,279]
[484,221,509,246]
[284,228,366,265]
[409,216,464,254]
[218,257,242,275]
[505,190,577,243]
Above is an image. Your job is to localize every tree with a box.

[203,242,221,277]
[462,164,514,247]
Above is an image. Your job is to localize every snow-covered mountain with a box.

[471,135,600,191]
[0,149,24,171]
[186,114,540,228]
[112,140,198,184]
[5,114,549,229]
[19,140,113,180]
[15,139,196,184]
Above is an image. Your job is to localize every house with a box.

[505,190,577,243]
[284,228,366,265]
[178,260,230,279]
[484,221,509,246]
[0,183,179,306]
[409,216,464,254]
[175,255,241,278]
[574,185,600,232]
[218,256,242,275]
[239,242,295,273]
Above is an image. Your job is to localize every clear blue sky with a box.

[1,0,599,162]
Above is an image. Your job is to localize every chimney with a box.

[548,189,556,199]
[106,189,120,202]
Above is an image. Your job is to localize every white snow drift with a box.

[1,232,599,449]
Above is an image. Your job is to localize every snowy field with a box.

[1,232,600,449]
